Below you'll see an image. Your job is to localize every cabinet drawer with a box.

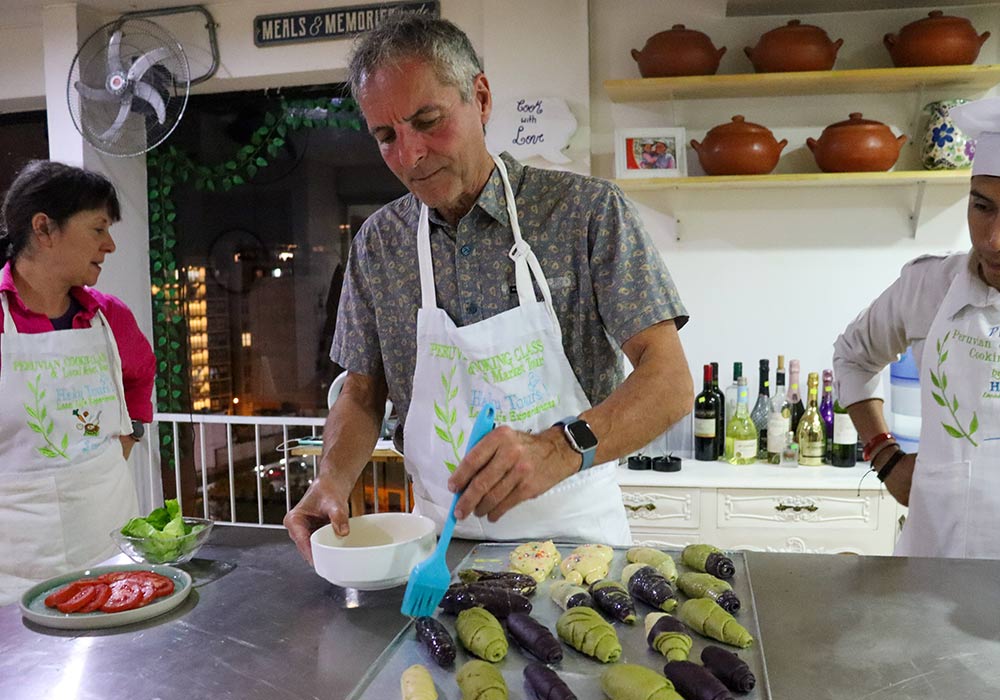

[717,490,879,531]
[712,530,894,556]
[620,487,700,530]
[630,529,704,549]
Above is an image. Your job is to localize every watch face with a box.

[566,420,598,451]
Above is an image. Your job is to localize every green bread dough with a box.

[456,607,508,662]
[601,663,683,700]
[556,606,622,663]
[456,659,508,700]
[626,546,678,583]
[676,572,732,599]
[644,612,692,662]
[678,598,754,648]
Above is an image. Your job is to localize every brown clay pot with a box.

[807,113,907,173]
[884,10,991,67]
[744,19,844,73]
[631,25,727,77]
[690,116,788,175]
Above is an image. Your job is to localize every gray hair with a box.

[347,13,482,103]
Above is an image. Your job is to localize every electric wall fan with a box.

[67,18,191,157]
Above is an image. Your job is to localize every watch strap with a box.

[555,416,597,470]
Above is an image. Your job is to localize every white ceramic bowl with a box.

[310,512,437,590]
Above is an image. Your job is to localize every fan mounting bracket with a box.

[115,4,219,86]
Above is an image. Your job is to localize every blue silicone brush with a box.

[400,402,496,617]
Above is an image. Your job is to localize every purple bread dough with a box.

[523,662,578,700]
[701,645,756,693]
[663,660,734,700]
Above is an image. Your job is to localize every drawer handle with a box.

[775,504,818,513]
[625,503,656,512]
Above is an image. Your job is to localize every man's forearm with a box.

[846,398,891,448]
[319,374,387,492]
[581,321,693,465]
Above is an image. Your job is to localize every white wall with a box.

[590,0,997,390]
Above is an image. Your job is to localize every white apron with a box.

[0,292,138,605]
[895,262,1000,558]
[403,155,631,545]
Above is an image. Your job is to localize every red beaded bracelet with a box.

[862,432,895,461]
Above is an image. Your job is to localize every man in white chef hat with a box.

[833,95,1000,559]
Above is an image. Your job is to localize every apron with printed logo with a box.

[403,155,631,544]
[0,292,138,604]
[896,263,1000,558]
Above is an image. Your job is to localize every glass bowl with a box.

[110,517,214,566]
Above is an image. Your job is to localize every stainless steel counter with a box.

[1,526,998,699]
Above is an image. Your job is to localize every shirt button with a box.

[466,303,478,315]
[460,244,473,256]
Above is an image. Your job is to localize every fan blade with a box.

[133,81,166,124]
[127,47,173,83]
[74,81,118,103]
[107,29,124,75]
[98,98,133,143]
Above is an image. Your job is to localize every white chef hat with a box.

[950,96,1000,177]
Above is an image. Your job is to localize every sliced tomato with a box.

[45,581,86,608]
[77,583,112,613]
[98,571,135,584]
[100,580,143,613]
[56,584,100,613]
[127,572,174,598]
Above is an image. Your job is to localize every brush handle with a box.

[439,403,496,548]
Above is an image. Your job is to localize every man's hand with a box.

[882,452,917,507]
[446,425,579,522]
[283,474,353,565]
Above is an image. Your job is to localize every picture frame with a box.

[614,127,687,179]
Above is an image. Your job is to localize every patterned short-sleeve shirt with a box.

[330,153,688,444]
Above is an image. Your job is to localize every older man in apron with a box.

[834,96,1000,559]
[284,14,692,560]
[0,292,137,604]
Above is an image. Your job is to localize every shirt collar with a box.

[944,252,1000,319]
[426,152,524,229]
[0,261,100,316]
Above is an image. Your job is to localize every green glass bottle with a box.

[725,377,758,465]
[831,400,858,467]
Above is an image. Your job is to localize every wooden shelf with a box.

[616,169,971,191]
[604,64,1000,102]
[726,0,993,16]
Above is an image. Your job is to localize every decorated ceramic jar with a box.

[921,99,974,170]
[631,25,727,77]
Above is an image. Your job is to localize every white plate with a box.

[19,563,192,630]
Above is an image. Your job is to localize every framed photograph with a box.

[614,127,687,179]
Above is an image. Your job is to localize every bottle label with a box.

[694,417,716,438]
[833,413,858,445]
[767,416,787,451]
[733,439,757,460]
[800,439,825,459]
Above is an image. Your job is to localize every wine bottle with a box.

[788,359,805,434]
[694,364,721,461]
[750,359,770,460]
[710,362,725,458]
[725,376,758,465]
[796,372,825,466]
[724,361,742,428]
[766,359,791,464]
[820,369,834,464]
[831,400,858,467]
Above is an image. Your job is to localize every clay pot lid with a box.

[906,9,973,28]
[762,19,833,38]
[825,112,890,129]
[645,24,715,42]
[708,115,774,135]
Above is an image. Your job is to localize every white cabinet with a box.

[618,461,904,554]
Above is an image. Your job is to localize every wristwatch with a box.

[554,416,598,470]
[129,420,145,442]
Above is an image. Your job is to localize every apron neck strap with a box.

[415,155,555,313]
[0,292,17,335]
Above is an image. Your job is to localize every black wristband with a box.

[875,449,906,483]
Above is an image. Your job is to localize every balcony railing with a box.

[150,413,409,528]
